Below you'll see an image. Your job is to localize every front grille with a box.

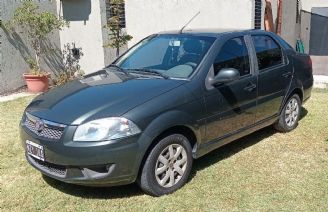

[29,156,67,177]
[24,113,66,140]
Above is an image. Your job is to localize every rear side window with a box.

[252,35,283,70]
[214,37,250,76]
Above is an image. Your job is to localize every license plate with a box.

[26,140,45,161]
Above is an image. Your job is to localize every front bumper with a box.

[20,124,144,186]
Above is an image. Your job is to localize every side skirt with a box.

[193,116,278,159]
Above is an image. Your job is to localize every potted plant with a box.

[23,58,51,93]
[6,2,68,93]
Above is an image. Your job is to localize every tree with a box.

[104,0,132,57]
[6,2,68,75]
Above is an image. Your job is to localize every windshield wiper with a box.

[126,68,169,79]
[106,64,128,75]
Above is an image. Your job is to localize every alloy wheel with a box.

[154,144,188,188]
[285,97,299,127]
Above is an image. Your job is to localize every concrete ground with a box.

[313,75,328,89]
[0,92,36,103]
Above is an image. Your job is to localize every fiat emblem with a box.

[35,120,44,132]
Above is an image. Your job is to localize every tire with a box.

[274,94,301,132]
[138,134,193,196]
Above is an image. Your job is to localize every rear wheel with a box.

[138,134,193,196]
[274,94,301,132]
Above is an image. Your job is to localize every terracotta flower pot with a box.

[23,73,50,93]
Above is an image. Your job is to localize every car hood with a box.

[26,70,185,125]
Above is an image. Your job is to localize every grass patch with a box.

[0,91,328,211]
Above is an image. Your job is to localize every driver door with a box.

[204,36,257,141]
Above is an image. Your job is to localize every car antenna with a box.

[179,11,200,33]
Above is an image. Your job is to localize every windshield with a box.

[115,34,215,79]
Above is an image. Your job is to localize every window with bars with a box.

[254,0,262,29]
[106,0,126,29]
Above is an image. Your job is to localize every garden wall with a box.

[0,0,61,94]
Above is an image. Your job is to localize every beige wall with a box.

[301,0,328,12]
[57,0,106,74]
[281,0,298,47]
[125,0,255,46]
[300,10,311,53]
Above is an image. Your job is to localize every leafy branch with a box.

[104,0,132,57]
[6,2,68,75]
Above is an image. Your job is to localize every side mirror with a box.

[210,68,240,85]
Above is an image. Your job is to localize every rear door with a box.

[251,35,292,122]
[204,36,257,141]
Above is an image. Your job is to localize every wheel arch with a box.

[290,87,303,102]
[136,111,200,179]
[281,76,305,112]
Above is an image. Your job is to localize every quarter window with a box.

[213,37,250,76]
[252,35,283,70]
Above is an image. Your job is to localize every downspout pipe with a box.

[276,0,283,35]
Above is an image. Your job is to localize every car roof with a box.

[157,28,265,38]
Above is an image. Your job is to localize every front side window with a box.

[213,37,250,76]
[252,35,283,71]
[116,35,215,79]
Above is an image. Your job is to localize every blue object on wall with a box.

[296,39,305,53]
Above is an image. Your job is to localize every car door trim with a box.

[195,114,279,158]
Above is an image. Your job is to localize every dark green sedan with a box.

[20,29,313,196]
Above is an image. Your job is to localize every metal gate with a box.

[309,7,328,55]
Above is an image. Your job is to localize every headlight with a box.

[73,117,141,142]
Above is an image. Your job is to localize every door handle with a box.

[282,72,292,78]
[243,83,257,92]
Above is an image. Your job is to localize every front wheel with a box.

[138,134,193,196]
[274,94,301,132]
